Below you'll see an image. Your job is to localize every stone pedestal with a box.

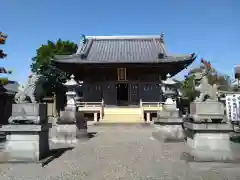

[154,110,184,142]
[59,109,76,124]
[51,124,77,144]
[76,111,88,139]
[0,124,51,162]
[189,101,226,122]
[0,103,51,163]
[51,111,86,144]
[9,103,47,124]
[183,122,240,162]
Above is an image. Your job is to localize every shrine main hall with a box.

[52,33,196,107]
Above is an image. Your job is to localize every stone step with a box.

[104,108,140,115]
[103,114,142,123]
[95,122,150,126]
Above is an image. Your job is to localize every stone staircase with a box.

[102,107,143,123]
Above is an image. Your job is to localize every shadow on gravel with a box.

[180,152,240,164]
[0,147,74,167]
[87,132,97,138]
[76,132,97,140]
[42,147,74,167]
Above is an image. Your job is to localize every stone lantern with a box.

[155,74,184,143]
[161,73,178,111]
[58,74,79,124]
[52,74,87,144]
[63,74,79,110]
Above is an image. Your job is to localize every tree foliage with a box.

[30,39,78,100]
[181,60,232,101]
[30,39,77,72]
[0,32,11,86]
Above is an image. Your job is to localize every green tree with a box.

[181,60,231,101]
[0,32,12,86]
[30,39,77,72]
[30,39,78,100]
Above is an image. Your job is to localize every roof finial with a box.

[70,74,75,79]
[80,34,86,44]
[160,32,164,43]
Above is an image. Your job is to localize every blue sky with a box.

[1,0,240,84]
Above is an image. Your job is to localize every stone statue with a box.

[14,85,26,103]
[192,60,218,102]
[15,72,41,103]
[10,72,46,124]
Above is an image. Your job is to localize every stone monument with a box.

[51,75,86,145]
[182,59,240,162]
[0,74,51,162]
[153,74,184,142]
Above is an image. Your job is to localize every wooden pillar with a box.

[146,112,151,122]
[100,109,103,121]
[52,93,57,125]
[53,93,57,117]
[94,112,98,122]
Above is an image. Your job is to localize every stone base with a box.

[159,110,179,118]
[51,124,77,144]
[189,101,226,122]
[153,124,185,142]
[76,129,89,139]
[59,110,76,124]
[9,103,47,124]
[154,117,182,125]
[76,115,88,139]
[183,122,240,162]
[0,125,50,162]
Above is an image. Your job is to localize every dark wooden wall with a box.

[82,81,164,104]
[54,63,188,105]
[0,94,14,125]
[79,66,165,105]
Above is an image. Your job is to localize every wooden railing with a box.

[77,99,104,121]
[139,99,165,121]
[77,101,104,108]
[140,101,165,108]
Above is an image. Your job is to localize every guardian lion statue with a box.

[15,72,41,103]
[192,59,218,102]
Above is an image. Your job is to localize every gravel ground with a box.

[0,125,240,180]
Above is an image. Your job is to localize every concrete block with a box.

[3,131,49,161]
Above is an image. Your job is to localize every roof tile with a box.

[53,35,196,64]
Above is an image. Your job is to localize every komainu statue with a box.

[15,72,41,103]
[192,59,218,102]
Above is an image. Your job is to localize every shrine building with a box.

[52,33,196,107]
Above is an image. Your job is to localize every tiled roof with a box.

[53,35,196,64]
[4,81,19,93]
[0,67,8,73]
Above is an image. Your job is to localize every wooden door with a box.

[129,83,139,105]
[103,82,117,106]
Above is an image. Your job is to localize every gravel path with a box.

[0,125,240,180]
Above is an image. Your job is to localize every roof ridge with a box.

[86,35,161,40]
